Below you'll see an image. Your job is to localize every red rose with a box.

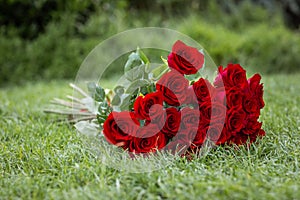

[129,128,167,154]
[212,87,226,105]
[103,111,139,149]
[210,101,227,123]
[167,127,198,155]
[148,104,166,129]
[180,107,200,129]
[228,132,249,145]
[134,91,163,120]
[167,40,204,75]
[192,78,214,104]
[242,115,262,135]
[206,123,224,144]
[225,86,244,108]
[216,126,231,144]
[226,107,246,134]
[134,123,162,138]
[192,123,208,147]
[248,128,265,143]
[199,101,226,125]
[162,107,181,138]
[156,70,189,106]
[229,127,265,145]
[214,64,248,89]
[248,73,265,109]
[243,93,260,114]
[199,100,212,124]
[257,128,265,137]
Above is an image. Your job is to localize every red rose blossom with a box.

[229,128,265,145]
[206,123,224,144]
[210,101,227,123]
[226,107,246,134]
[228,132,248,145]
[167,40,204,75]
[134,123,162,138]
[212,87,226,105]
[192,78,214,104]
[199,100,212,124]
[214,64,248,89]
[103,111,139,149]
[242,115,262,135]
[167,127,198,155]
[156,70,189,106]
[226,86,244,108]
[216,126,231,144]
[148,104,166,129]
[162,107,181,138]
[199,98,226,125]
[134,91,163,120]
[192,123,208,147]
[129,129,167,154]
[248,73,265,109]
[180,107,201,129]
[243,94,260,114]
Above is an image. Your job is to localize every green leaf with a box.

[140,86,148,95]
[111,93,133,111]
[97,116,106,124]
[98,101,107,112]
[87,82,105,102]
[125,79,151,93]
[124,52,142,73]
[114,85,125,95]
[161,56,168,66]
[137,47,149,64]
[149,64,169,81]
[124,64,147,82]
[111,95,121,106]
[97,101,112,123]
[119,95,132,111]
[145,63,151,73]
[95,86,105,102]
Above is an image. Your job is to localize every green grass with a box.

[0,74,300,199]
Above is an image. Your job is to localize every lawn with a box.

[0,73,300,199]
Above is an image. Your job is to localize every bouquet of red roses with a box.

[46,40,265,156]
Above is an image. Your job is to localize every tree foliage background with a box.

[0,0,300,86]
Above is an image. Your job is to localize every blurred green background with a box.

[1,0,300,87]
